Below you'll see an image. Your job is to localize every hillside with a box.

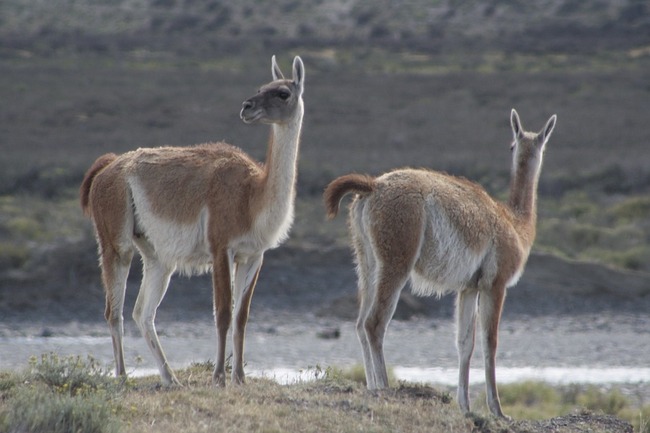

[2,0,649,55]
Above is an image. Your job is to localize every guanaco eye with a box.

[278,90,291,100]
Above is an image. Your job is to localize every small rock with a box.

[316,327,341,339]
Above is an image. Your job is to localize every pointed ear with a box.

[292,56,305,95]
[510,109,523,139]
[538,114,557,145]
[271,55,284,81]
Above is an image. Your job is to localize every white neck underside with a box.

[255,101,304,246]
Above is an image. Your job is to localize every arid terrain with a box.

[1,1,650,431]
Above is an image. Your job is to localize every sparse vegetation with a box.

[0,354,122,433]
[0,1,649,432]
[2,387,120,433]
[1,356,646,433]
[26,353,120,396]
[537,192,650,271]
[486,381,650,433]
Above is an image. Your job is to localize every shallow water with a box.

[1,313,648,390]
[112,365,650,389]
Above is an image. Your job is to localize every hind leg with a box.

[132,253,177,385]
[90,172,135,378]
[355,243,378,389]
[362,268,408,389]
[351,204,378,388]
[100,246,133,378]
[356,196,424,389]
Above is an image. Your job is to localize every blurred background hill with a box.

[2,0,649,53]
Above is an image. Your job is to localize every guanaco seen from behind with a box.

[324,109,557,417]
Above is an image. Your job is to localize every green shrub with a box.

[0,241,29,269]
[0,354,123,433]
[499,381,561,407]
[6,215,43,239]
[493,381,566,420]
[0,371,19,392]
[609,196,650,224]
[536,215,650,271]
[322,363,397,386]
[543,190,599,220]
[586,245,650,271]
[620,404,650,433]
[27,353,120,396]
[0,386,120,433]
[320,364,367,384]
[494,382,650,431]
[575,385,628,414]
[536,219,604,253]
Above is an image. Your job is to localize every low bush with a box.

[1,387,120,433]
[608,196,650,225]
[0,354,122,433]
[27,353,120,396]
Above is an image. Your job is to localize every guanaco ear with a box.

[538,114,557,145]
[292,56,305,95]
[271,55,284,81]
[510,109,524,140]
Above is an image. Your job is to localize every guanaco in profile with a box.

[80,56,305,386]
[324,109,556,417]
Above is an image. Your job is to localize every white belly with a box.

[130,180,212,275]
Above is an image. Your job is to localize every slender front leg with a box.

[455,289,479,413]
[479,284,507,418]
[212,250,233,387]
[231,253,263,384]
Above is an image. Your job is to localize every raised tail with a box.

[323,173,376,219]
[80,153,117,216]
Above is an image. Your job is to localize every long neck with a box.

[256,100,303,233]
[507,162,541,244]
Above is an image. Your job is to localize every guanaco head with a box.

[240,55,305,125]
[510,108,557,175]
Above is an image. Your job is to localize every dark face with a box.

[240,79,301,125]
